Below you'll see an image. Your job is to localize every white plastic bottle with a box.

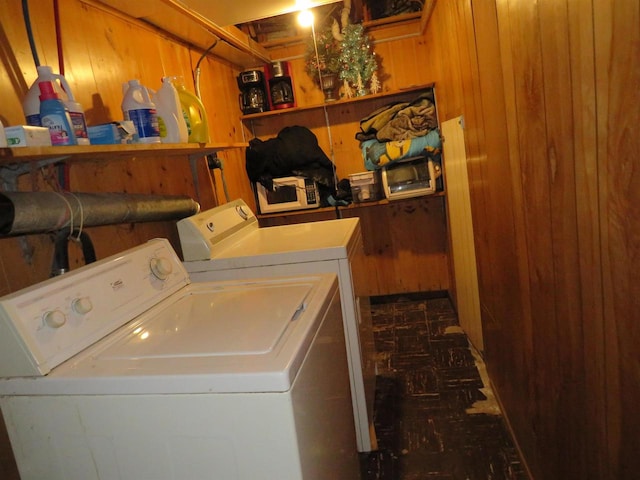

[22,65,90,145]
[121,79,161,144]
[152,77,189,143]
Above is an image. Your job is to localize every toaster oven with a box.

[381,155,442,200]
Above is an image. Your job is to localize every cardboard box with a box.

[87,121,137,145]
[4,126,52,147]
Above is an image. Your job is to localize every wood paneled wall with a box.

[423,0,639,478]
[343,197,449,296]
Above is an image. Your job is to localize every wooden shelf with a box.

[240,83,435,121]
[344,191,445,208]
[256,191,445,219]
[0,142,247,166]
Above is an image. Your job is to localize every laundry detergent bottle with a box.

[122,79,161,144]
[169,76,210,143]
[152,77,189,143]
[39,80,77,146]
[23,65,89,144]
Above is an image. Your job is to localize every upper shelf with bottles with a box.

[240,83,435,121]
[0,142,247,168]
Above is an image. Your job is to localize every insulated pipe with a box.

[0,192,200,236]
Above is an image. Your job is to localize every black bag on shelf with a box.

[245,125,336,192]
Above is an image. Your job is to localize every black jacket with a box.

[245,125,336,191]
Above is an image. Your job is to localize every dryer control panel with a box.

[0,239,189,377]
[177,198,258,261]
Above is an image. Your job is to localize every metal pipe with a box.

[0,192,200,236]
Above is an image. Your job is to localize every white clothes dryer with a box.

[0,239,359,480]
[177,199,377,452]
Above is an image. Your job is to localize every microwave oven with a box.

[381,155,442,200]
[255,176,321,214]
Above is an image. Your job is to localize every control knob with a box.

[150,256,173,280]
[43,310,66,329]
[72,297,93,315]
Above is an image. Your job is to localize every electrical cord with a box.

[22,0,40,67]
[311,22,340,208]
[207,154,230,202]
[193,40,218,99]
[53,0,64,75]
[194,40,232,203]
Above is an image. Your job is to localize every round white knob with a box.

[72,297,93,315]
[43,310,66,329]
[150,257,173,280]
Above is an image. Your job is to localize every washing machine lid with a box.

[215,219,357,260]
[178,199,360,268]
[0,275,337,395]
[185,221,360,273]
[99,283,308,358]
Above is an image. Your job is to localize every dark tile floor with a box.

[360,293,530,480]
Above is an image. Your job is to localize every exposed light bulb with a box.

[298,9,314,27]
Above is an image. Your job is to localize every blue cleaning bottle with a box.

[39,81,77,146]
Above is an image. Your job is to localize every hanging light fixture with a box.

[296,6,340,206]
[297,9,324,92]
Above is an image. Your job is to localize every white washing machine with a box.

[0,239,359,480]
[177,199,377,452]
